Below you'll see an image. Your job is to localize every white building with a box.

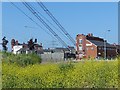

[12,45,23,54]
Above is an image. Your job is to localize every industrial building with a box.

[76,33,118,59]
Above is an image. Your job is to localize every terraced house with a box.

[76,33,118,59]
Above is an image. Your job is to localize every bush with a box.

[2,52,41,66]
[59,62,74,72]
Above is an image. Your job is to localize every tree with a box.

[2,37,8,52]
[28,38,34,50]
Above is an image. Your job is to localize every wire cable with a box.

[22,1,69,50]
[29,3,69,41]
[37,0,76,46]
[9,1,55,39]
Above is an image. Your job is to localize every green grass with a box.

[2,59,119,88]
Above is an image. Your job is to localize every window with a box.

[79,44,82,47]
[79,47,82,50]
[79,39,82,44]
[102,47,104,50]
[87,48,89,50]
[91,47,94,50]
[98,47,101,50]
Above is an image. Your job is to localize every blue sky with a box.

[2,2,118,50]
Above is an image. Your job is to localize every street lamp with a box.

[104,30,110,60]
[104,40,107,60]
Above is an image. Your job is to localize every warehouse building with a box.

[76,33,117,59]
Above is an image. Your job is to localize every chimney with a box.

[23,42,26,48]
[11,39,15,49]
[40,43,42,46]
[34,39,37,43]
[15,40,18,45]
[87,33,93,37]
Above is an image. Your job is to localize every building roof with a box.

[86,35,104,42]
[17,47,44,54]
[55,47,69,51]
[17,48,29,52]
[34,44,42,47]
[43,47,75,53]
[116,45,120,49]
[89,40,116,48]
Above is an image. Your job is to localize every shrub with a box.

[59,62,74,72]
[2,52,41,66]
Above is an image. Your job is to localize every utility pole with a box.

[104,30,110,60]
[104,40,107,60]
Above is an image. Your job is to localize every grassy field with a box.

[2,52,119,88]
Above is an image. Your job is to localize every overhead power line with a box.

[29,3,69,41]
[37,0,76,46]
[22,2,70,50]
[9,1,55,39]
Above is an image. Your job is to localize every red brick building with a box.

[76,33,117,59]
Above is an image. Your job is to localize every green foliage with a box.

[59,62,74,71]
[2,59,118,88]
[2,52,41,66]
